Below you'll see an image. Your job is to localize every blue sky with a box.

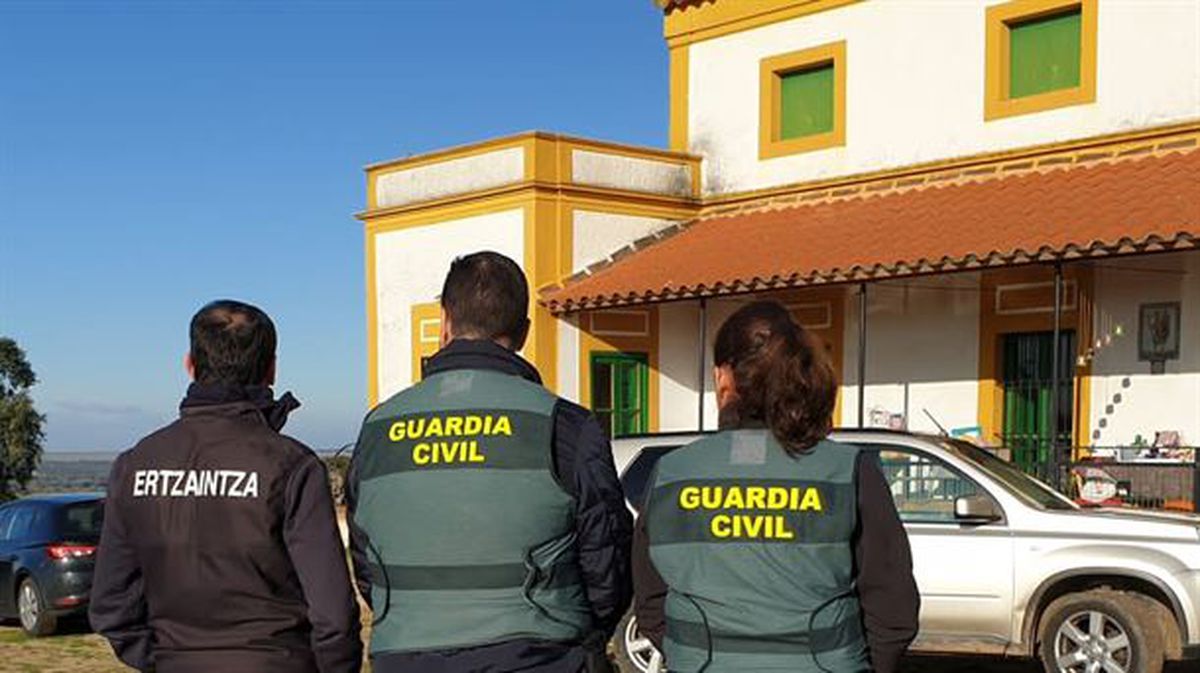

[0,0,668,451]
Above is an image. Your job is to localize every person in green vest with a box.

[346,251,633,673]
[633,300,920,673]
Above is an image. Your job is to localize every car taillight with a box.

[47,545,96,560]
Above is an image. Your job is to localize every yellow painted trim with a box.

[759,41,847,160]
[664,0,862,48]
[410,302,442,384]
[669,45,690,152]
[523,198,575,395]
[365,229,379,408]
[578,309,661,433]
[984,0,1098,121]
[704,121,1200,212]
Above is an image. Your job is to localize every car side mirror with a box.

[954,495,1002,524]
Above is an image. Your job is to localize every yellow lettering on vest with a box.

[711,515,732,538]
[769,487,791,509]
[425,417,443,437]
[389,422,406,441]
[742,515,764,537]
[723,488,745,509]
[701,488,722,509]
[492,415,512,436]
[679,487,700,510]
[745,487,766,510]
[444,416,464,435]
[409,418,426,441]
[800,488,823,512]
[412,443,431,465]
[464,415,483,435]
[468,441,486,463]
[772,516,796,539]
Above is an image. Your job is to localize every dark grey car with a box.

[0,493,104,636]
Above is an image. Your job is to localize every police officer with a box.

[347,251,632,673]
[632,301,920,673]
[90,300,362,673]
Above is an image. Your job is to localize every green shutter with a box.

[779,63,835,140]
[1009,9,1082,99]
[590,352,649,438]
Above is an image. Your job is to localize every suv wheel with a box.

[1038,589,1163,673]
[17,577,57,637]
[619,614,665,673]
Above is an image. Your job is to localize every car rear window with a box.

[57,501,104,542]
[621,445,680,512]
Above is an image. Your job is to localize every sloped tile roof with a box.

[541,146,1200,313]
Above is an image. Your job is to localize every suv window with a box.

[621,445,680,513]
[0,506,14,542]
[58,501,104,541]
[6,505,40,542]
[872,447,986,524]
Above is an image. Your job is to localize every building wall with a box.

[571,210,677,275]
[658,301,704,432]
[372,209,525,400]
[1089,252,1200,446]
[686,0,1200,195]
[841,276,982,435]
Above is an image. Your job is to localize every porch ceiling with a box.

[540,145,1200,314]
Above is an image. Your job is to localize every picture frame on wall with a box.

[1138,301,1181,363]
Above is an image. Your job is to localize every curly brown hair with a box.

[713,300,838,456]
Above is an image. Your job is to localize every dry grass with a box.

[0,625,126,673]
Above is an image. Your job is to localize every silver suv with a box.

[612,430,1200,673]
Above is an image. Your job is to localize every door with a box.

[590,352,649,439]
[0,505,19,615]
[1001,331,1075,479]
[870,445,1014,652]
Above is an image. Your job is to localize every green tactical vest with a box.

[353,369,592,654]
[646,430,870,673]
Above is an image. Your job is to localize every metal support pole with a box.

[697,297,708,432]
[857,283,868,429]
[1050,263,1064,489]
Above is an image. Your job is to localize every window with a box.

[985,0,1096,120]
[0,506,14,542]
[590,352,649,439]
[6,505,38,542]
[871,447,988,524]
[58,501,104,542]
[410,302,442,383]
[620,445,681,513]
[759,41,846,159]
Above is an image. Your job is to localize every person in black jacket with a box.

[90,300,362,673]
[346,251,632,673]
[632,301,919,673]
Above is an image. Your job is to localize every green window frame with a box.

[590,352,649,439]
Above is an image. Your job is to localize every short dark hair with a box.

[189,300,277,386]
[714,301,838,456]
[440,251,530,344]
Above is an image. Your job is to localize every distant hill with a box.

[28,449,350,494]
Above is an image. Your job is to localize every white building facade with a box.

[361,0,1200,486]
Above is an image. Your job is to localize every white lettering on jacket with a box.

[132,470,259,499]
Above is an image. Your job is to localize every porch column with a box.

[697,297,708,432]
[857,283,868,428]
[1050,263,1064,489]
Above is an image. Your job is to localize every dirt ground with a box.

[2,625,1194,673]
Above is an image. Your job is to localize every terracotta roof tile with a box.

[541,148,1200,313]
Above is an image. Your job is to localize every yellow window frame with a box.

[759,40,847,160]
[411,301,442,383]
[984,0,1097,121]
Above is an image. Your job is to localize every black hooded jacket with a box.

[346,340,634,673]
[89,384,362,673]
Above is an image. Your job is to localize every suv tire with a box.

[1038,589,1164,673]
[618,613,665,673]
[17,577,57,637]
